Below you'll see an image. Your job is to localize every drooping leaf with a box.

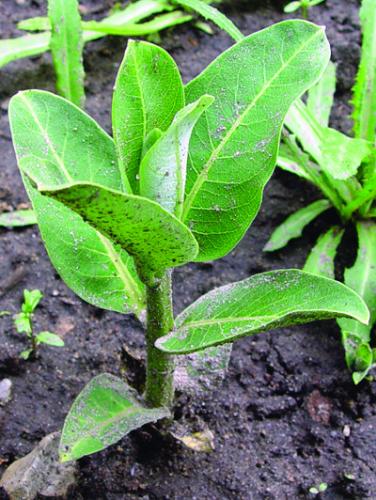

[307,61,336,127]
[36,331,65,347]
[0,209,37,228]
[303,225,344,278]
[174,344,232,395]
[112,40,184,192]
[182,21,330,261]
[48,0,85,107]
[39,183,199,273]
[264,199,330,252]
[172,0,244,42]
[140,95,214,217]
[320,128,372,180]
[338,222,376,373]
[277,142,311,181]
[9,90,145,316]
[59,373,170,462]
[352,0,376,143]
[156,269,369,354]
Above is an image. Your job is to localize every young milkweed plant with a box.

[265,0,376,384]
[9,21,369,463]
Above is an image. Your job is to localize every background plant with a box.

[264,0,376,384]
[13,289,64,360]
[284,0,326,19]
[9,22,369,464]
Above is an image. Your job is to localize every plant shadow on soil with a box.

[0,0,375,498]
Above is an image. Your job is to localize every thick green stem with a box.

[144,270,175,408]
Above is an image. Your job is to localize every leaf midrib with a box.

[182,28,324,221]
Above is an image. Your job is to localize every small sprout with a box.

[284,0,326,19]
[309,483,328,495]
[13,289,64,360]
[344,472,355,481]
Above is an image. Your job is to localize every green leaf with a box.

[338,221,376,370]
[175,344,232,395]
[264,199,330,252]
[352,0,376,143]
[112,40,184,192]
[36,331,65,347]
[303,226,344,278]
[9,90,145,316]
[20,349,32,360]
[320,128,372,180]
[17,16,51,32]
[140,95,214,217]
[307,61,336,127]
[284,2,301,13]
[0,209,37,228]
[48,0,85,107]
[156,269,369,354]
[39,182,199,273]
[172,0,244,42]
[0,33,50,69]
[14,312,31,335]
[59,373,170,462]
[277,143,311,181]
[183,20,330,261]
[23,289,43,313]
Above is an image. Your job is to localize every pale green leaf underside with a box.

[264,199,330,252]
[0,209,37,228]
[338,221,376,354]
[59,373,170,462]
[9,90,145,316]
[183,20,330,261]
[307,61,336,127]
[40,183,199,273]
[112,40,185,192]
[303,225,344,279]
[140,95,214,217]
[277,143,311,181]
[156,269,369,354]
[48,0,85,107]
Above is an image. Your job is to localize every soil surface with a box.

[1,0,375,498]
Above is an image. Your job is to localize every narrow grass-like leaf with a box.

[0,209,37,228]
[307,61,336,127]
[59,373,170,462]
[140,95,214,217]
[9,90,145,316]
[352,0,376,142]
[39,183,199,273]
[156,270,369,354]
[303,226,344,278]
[277,143,311,181]
[112,40,184,192]
[338,222,376,371]
[183,21,330,261]
[172,0,244,42]
[264,199,330,252]
[48,0,85,107]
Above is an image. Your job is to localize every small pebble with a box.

[0,378,12,406]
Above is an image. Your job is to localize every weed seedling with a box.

[265,0,376,383]
[9,22,369,463]
[284,0,325,19]
[14,289,64,360]
[309,482,328,495]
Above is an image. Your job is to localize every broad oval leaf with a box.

[182,20,330,261]
[9,90,145,316]
[59,373,170,462]
[140,95,214,217]
[156,269,369,354]
[38,182,199,273]
[303,225,344,278]
[264,199,330,252]
[112,40,185,192]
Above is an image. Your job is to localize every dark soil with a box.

[1,0,375,498]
